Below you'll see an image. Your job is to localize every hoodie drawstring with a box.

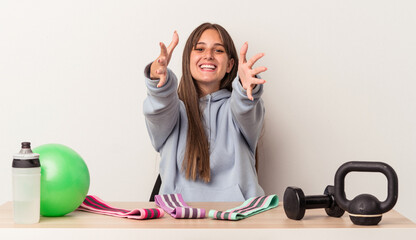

[207,94,212,145]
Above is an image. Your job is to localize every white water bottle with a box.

[12,142,41,224]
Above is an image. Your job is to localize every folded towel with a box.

[208,194,279,220]
[155,194,205,219]
[77,195,164,220]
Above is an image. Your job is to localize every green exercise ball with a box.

[33,144,90,217]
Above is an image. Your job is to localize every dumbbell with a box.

[283,185,345,220]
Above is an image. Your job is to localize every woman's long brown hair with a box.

[178,23,238,182]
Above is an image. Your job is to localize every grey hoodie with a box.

[143,65,265,201]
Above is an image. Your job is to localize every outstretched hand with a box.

[238,42,267,100]
[150,31,179,87]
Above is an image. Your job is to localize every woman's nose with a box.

[204,50,214,60]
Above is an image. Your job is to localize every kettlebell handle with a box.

[334,161,398,213]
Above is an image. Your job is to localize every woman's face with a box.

[190,29,234,95]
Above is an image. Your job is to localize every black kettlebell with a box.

[334,161,398,225]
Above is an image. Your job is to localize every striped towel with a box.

[155,194,205,219]
[77,195,164,220]
[208,194,279,220]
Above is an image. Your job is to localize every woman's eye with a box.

[195,48,204,51]
[215,49,225,53]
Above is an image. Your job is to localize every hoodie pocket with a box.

[178,184,245,202]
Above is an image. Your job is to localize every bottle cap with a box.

[13,142,40,168]
[21,142,31,149]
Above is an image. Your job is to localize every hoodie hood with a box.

[199,89,231,103]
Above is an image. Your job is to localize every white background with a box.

[1,0,415,222]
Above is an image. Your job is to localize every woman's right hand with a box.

[150,31,179,87]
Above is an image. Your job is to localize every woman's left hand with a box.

[238,42,267,101]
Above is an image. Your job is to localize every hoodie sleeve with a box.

[143,63,180,151]
[230,76,265,152]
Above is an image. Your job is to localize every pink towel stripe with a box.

[155,194,205,219]
[233,196,262,213]
[77,195,164,220]
[84,195,129,213]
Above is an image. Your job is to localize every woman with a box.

[144,23,267,201]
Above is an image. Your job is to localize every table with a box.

[1,201,415,239]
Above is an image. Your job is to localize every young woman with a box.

[143,23,267,201]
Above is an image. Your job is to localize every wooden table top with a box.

[1,201,415,229]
